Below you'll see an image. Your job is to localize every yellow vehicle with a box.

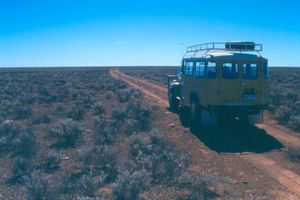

[168,42,268,125]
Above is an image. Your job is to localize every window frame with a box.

[206,62,217,79]
[194,61,206,78]
[184,61,194,76]
[242,63,258,80]
[222,63,239,79]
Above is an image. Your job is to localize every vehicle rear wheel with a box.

[168,89,179,111]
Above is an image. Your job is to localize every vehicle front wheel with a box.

[168,90,179,111]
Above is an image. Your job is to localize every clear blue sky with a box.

[0,0,299,67]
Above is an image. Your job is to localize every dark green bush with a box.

[49,119,85,148]
[93,102,106,116]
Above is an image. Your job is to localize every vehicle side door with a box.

[193,61,206,105]
[182,60,194,104]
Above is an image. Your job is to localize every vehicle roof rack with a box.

[186,42,263,55]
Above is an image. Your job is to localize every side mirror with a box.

[176,68,181,75]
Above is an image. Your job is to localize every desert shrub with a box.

[77,146,118,181]
[14,106,33,120]
[177,172,237,199]
[82,94,95,109]
[112,108,127,122]
[111,102,152,135]
[0,120,36,158]
[93,102,106,116]
[286,146,300,163]
[94,117,117,145]
[40,151,61,172]
[0,120,21,154]
[179,172,215,200]
[11,129,36,158]
[69,103,85,121]
[59,146,117,197]
[113,169,151,200]
[117,90,131,103]
[125,129,189,190]
[125,102,151,131]
[288,116,300,132]
[0,99,12,118]
[105,91,113,100]
[9,157,32,184]
[32,114,51,124]
[64,171,107,198]
[117,89,142,103]
[55,105,67,117]
[109,79,127,91]
[49,119,85,148]
[122,119,140,135]
[60,162,108,198]
[23,170,56,200]
[129,88,141,99]
[128,129,189,185]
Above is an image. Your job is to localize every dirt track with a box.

[110,69,300,199]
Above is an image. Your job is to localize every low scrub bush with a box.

[94,117,117,145]
[0,120,36,158]
[23,170,56,200]
[32,114,51,124]
[14,106,33,120]
[286,146,300,163]
[111,102,152,134]
[93,102,106,116]
[40,151,61,172]
[9,157,32,184]
[77,146,117,181]
[117,89,131,103]
[126,102,151,131]
[69,103,85,121]
[64,171,107,198]
[49,119,85,148]
[113,169,151,200]
[11,129,36,158]
[0,120,21,154]
[129,129,189,184]
[288,116,300,132]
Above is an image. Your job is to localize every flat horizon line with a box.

[0,65,299,69]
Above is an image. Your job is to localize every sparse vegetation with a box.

[0,67,238,199]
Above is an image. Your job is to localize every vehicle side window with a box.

[181,61,186,74]
[264,63,269,80]
[222,63,239,79]
[184,62,194,76]
[194,62,205,78]
[206,62,217,79]
[243,64,258,79]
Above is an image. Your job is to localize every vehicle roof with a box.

[184,49,266,61]
[183,42,267,61]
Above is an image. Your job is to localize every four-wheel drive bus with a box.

[168,42,269,125]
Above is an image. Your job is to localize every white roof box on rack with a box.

[225,41,257,51]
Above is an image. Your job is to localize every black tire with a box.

[168,89,179,111]
[190,99,200,126]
